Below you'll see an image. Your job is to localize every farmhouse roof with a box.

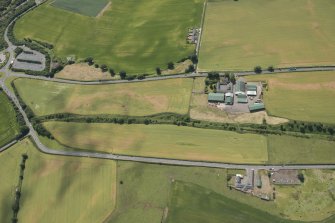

[208,93,225,102]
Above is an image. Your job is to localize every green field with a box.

[0,90,19,146]
[245,71,335,123]
[14,0,203,74]
[268,135,335,165]
[13,78,193,116]
[0,138,116,223]
[52,0,110,17]
[106,161,279,223]
[166,182,297,223]
[198,0,335,71]
[43,121,268,164]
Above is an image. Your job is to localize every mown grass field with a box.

[0,91,19,146]
[14,0,203,74]
[13,78,193,116]
[198,0,335,71]
[276,169,335,221]
[245,71,335,123]
[166,182,298,223]
[52,0,110,17]
[267,135,335,164]
[0,138,116,223]
[43,122,268,164]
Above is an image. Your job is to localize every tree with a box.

[109,68,115,76]
[185,64,195,73]
[100,64,108,72]
[137,74,146,80]
[267,65,274,72]
[156,67,161,75]
[254,66,262,74]
[189,54,198,64]
[119,70,127,79]
[94,64,99,68]
[84,57,94,65]
[167,62,174,70]
[297,173,305,183]
[207,72,219,80]
[229,73,236,84]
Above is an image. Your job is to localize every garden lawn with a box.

[13,78,193,116]
[198,0,335,71]
[0,138,116,223]
[14,0,203,74]
[267,135,335,164]
[43,122,268,164]
[0,90,19,146]
[245,71,335,123]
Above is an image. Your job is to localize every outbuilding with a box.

[248,103,265,112]
[235,80,246,95]
[246,84,257,96]
[208,93,225,103]
[225,92,234,105]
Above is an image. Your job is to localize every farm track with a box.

[1,5,335,169]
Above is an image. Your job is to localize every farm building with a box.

[208,93,225,103]
[246,84,257,96]
[237,94,248,103]
[249,103,265,112]
[235,80,246,95]
[225,92,234,105]
[216,78,232,93]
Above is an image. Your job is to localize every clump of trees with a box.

[254,65,262,74]
[167,62,174,70]
[119,70,127,79]
[156,67,161,75]
[297,173,305,183]
[267,65,275,72]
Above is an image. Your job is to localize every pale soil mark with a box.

[97,1,112,18]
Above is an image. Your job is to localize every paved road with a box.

[1,5,335,170]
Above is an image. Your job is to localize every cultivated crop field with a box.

[198,0,335,71]
[14,0,203,74]
[245,71,335,123]
[13,78,193,116]
[43,121,268,164]
[0,91,19,146]
[0,138,116,223]
[52,0,110,17]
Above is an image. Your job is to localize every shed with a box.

[235,80,246,95]
[225,92,234,105]
[208,93,225,103]
[237,94,248,103]
[249,103,265,112]
[246,84,257,96]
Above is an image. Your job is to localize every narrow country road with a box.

[1,4,335,170]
